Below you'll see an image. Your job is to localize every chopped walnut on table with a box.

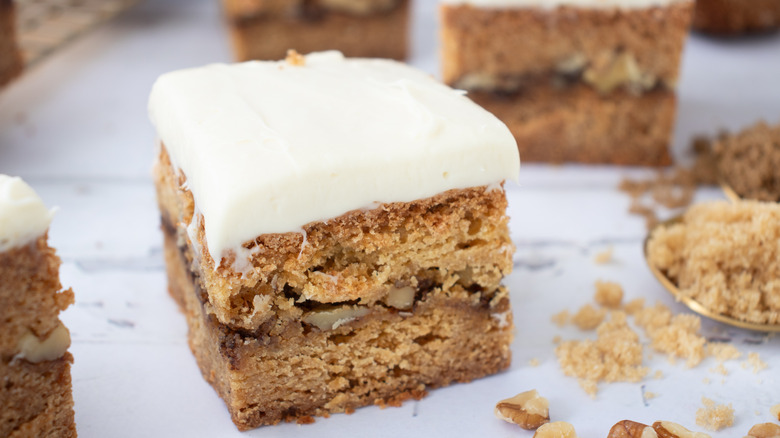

[607,420,658,438]
[533,421,577,438]
[608,420,712,438]
[745,423,780,438]
[771,404,780,421]
[653,421,712,438]
[494,389,550,430]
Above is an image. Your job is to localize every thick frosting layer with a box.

[441,0,687,8]
[0,175,54,252]
[148,51,519,262]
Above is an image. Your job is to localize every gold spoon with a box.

[644,216,780,333]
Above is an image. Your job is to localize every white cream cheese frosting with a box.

[0,175,54,252]
[149,51,519,262]
[440,0,687,8]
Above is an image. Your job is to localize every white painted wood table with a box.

[1,1,779,436]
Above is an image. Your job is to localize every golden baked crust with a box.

[154,145,514,330]
[693,0,780,34]
[0,237,76,437]
[164,226,513,429]
[440,2,693,90]
[225,0,408,61]
[468,84,675,166]
[0,0,23,87]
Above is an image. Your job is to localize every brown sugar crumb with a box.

[552,335,562,344]
[529,358,540,367]
[745,352,768,374]
[594,280,623,309]
[619,136,718,229]
[634,302,673,333]
[771,404,780,421]
[709,363,728,376]
[572,304,606,330]
[551,310,570,327]
[634,303,706,367]
[593,247,614,265]
[646,200,780,325]
[702,377,711,384]
[654,370,663,379]
[555,312,648,397]
[695,397,735,431]
[649,314,707,368]
[714,121,780,202]
[706,343,742,362]
[285,49,306,66]
[628,200,659,230]
[623,297,646,315]
[644,391,658,400]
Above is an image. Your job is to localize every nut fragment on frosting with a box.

[0,175,54,252]
[494,389,550,430]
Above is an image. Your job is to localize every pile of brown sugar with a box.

[646,200,780,325]
[554,281,746,396]
[714,121,780,202]
[619,120,780,228]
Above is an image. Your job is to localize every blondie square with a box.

[440,0,694,165]
[223,0,409,61]
[149,51,520,429]
[0,0,23,87]
[0,175,76,437]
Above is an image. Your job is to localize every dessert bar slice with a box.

[0,175,76,437]
[150,51,520,429]
[0,0,23,87]
[440,0,694,165]
[693,0,780,34]
[223,0,409,61]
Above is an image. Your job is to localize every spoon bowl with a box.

[644,215,780,333]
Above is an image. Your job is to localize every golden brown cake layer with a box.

[0,237,74,354]
[154,145,514,330]
[225,0,408,61]
[469,84,676,166]
[0,355,76,438]
[164,226,513,429]
[693,0,780,34]
[0,0,23,87]
[0,237,76,437]
[440,2,693,92]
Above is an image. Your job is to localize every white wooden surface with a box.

[1,1,779,436]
